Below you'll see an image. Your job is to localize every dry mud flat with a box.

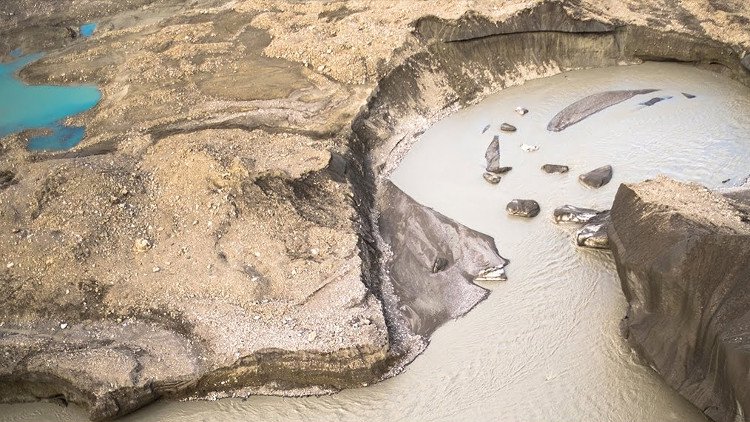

[0,0,750,420]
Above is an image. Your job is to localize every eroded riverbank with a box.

[5,61,749,421]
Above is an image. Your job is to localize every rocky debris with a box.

[520,143,539,152]
[485,135,502,172]
[682,92,696,99]
[481,124,490,134]
[547,89,658,131]
[609,177,750,422]
[500,123,516,132]
[640,96,671,106]
[379,181,507,337]
[574,211,611,249]
[579,165,612,188]
[553,205,603,223]
[506,199,540,218]
[0,170,15,190]
[474,264,509,282]
[541,164,569,174]
[132,238,152,252]
[514,107,528,115]
[483,172,502,184]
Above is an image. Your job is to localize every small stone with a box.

[307,331,317,342]
[5,262,13,269]
[317,64,325,72]
[152,266,161,273]
[521,143,539,152]
[133,238,151,253]
[431,257,449,273]
[682,92,696,99]
[541,164,569,174]
[60,323,68,329]
[253,251,261,257]
[483,172,502,184]
[506,199,540,218]
[515,106,529,115]
[474,265,507,282]
[485,136,503,173]
[310,248,319,255]
[500,123,517,132]
[640,96,671,106]
[579,165,613,188]
[481,124,490,134]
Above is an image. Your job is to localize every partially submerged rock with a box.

[514,107,528,115]
[682,92,696,99]
[483,172,502,184]
[553,205,602,224]
[474,265,508,282]
[485,135,502,172]
[520,143,538,152]
[640,96,671,106]
[481,124,491,133]
[541,164,569,174]
[574,211,610,249]
[547,89,658,131]
[579,165,612,188]
[610,177,750,422]
[506,199,540,218]
[500,123,517,132]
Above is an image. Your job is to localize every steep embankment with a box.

[609,177,750,422]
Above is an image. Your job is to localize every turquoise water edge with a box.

[0,53,101,151]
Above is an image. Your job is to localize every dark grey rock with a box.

[682,92,696,99]
[541,164,569,174]
[553,205,603,224]
[500,123,516,132]
[485,135,502,173]
[0,170,15,190]
[575,211,610,249]
[506,199,540,218]
[483,172,502,184]
[610,178,750,422]
[379,181,508,337]
[547,89,658,132]
[579,165,612,188]
[327,152,348,182]
[640,96,671,106]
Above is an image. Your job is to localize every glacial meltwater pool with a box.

[0,53,100,151]
[3,62,750,421]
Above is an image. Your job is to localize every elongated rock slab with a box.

[547,89,658,131]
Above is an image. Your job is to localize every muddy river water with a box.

[3,62,750,421]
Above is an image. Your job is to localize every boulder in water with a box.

[514,106,528,115]
[506,199,540,218]
[553,205,603,224]
[485,136,502,172]
[574,211,610,249]
[483,172,502,184]
[682,92,696,99]
[541,164,569,174]
[579,165,612,188]
[500,123,517,132]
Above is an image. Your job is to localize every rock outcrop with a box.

[609,177,750,422]
[378,181,507,337]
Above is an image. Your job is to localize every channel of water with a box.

[3,62,750,421]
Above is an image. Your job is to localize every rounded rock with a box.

[506,199,540,218]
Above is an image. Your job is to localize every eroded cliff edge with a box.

[609,177,750,422]
[2,0,750,419]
